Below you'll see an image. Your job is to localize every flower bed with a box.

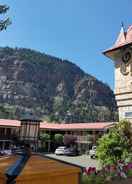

[108,178,132,184]
[81,161,132,184]
[82,176,132,184]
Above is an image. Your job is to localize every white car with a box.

[55,146,66,155]
[89,146,96,159]
[2,149,12,156]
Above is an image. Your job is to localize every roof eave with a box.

[103,42,132,56]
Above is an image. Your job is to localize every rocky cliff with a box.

[0,47,117,122]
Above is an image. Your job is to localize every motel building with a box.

[0,119,114,153]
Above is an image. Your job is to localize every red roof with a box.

[0,119,114,130]
[40,122,114,130]
[0,119,20,127]
[103,25,132,54]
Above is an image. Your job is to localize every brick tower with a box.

[103,25,132,121]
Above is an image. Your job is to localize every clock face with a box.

[122,51,131,64]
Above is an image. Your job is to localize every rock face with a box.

[0,47,117,122]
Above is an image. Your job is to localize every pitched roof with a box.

[103,25,132,54]
[0,119,115,130]
[114,26,126,48]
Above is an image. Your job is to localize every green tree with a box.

[0,4,11,31]
[40,133,50,141]
[40,133,50,152]
[96,119,132,166]
[54,134,63,145]
[53,96,63,112]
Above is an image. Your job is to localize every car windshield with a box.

[92,146,96,150]
[58,147,66,149]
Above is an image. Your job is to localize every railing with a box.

[76,136,93,143]
[0,135,12,140]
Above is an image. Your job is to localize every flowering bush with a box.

[96,120,132,166]
[82,167,105,184]
[82,120,132,183]
[84,167,96,175]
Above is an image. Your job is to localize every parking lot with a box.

[46,154,99,169]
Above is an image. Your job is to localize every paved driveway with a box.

[45,154,99,169]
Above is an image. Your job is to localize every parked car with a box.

[89,146,96,159]
[4,149,12,155]
[64,147,79,156]
[55,146,67,155]
[0,149,12,156]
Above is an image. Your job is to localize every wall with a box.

[114,53,132,121]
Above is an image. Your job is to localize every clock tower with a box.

[103,25,132,121]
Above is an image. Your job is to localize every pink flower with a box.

[91,167,96,173]
[83,167,96,175]
[123,165,128,172]
[88,167,92,174]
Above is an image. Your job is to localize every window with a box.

[125,112,132,118]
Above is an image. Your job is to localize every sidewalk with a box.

[45,154,99,168]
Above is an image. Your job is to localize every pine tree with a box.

[0,4,11,31]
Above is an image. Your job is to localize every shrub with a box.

[96,119,132,166]
[82,174,105,184]
[40,133,51,152]
[40,133,50,142]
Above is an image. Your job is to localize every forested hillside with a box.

[0,47,118,122]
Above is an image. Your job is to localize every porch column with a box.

[2,141,5,151]
[48,130,51,152]
[4,128,7,139]
[92,130,96,145]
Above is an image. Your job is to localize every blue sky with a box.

[1,0,132,89]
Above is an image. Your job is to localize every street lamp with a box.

[20,112,41,152]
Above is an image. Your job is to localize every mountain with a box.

[0,47,118,122]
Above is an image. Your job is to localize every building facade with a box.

[0,119,20,150]
[0,119,114,152]
[104,25,132,121]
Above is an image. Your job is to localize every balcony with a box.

[76,135,93,143]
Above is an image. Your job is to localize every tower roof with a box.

[103,25,132,55]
